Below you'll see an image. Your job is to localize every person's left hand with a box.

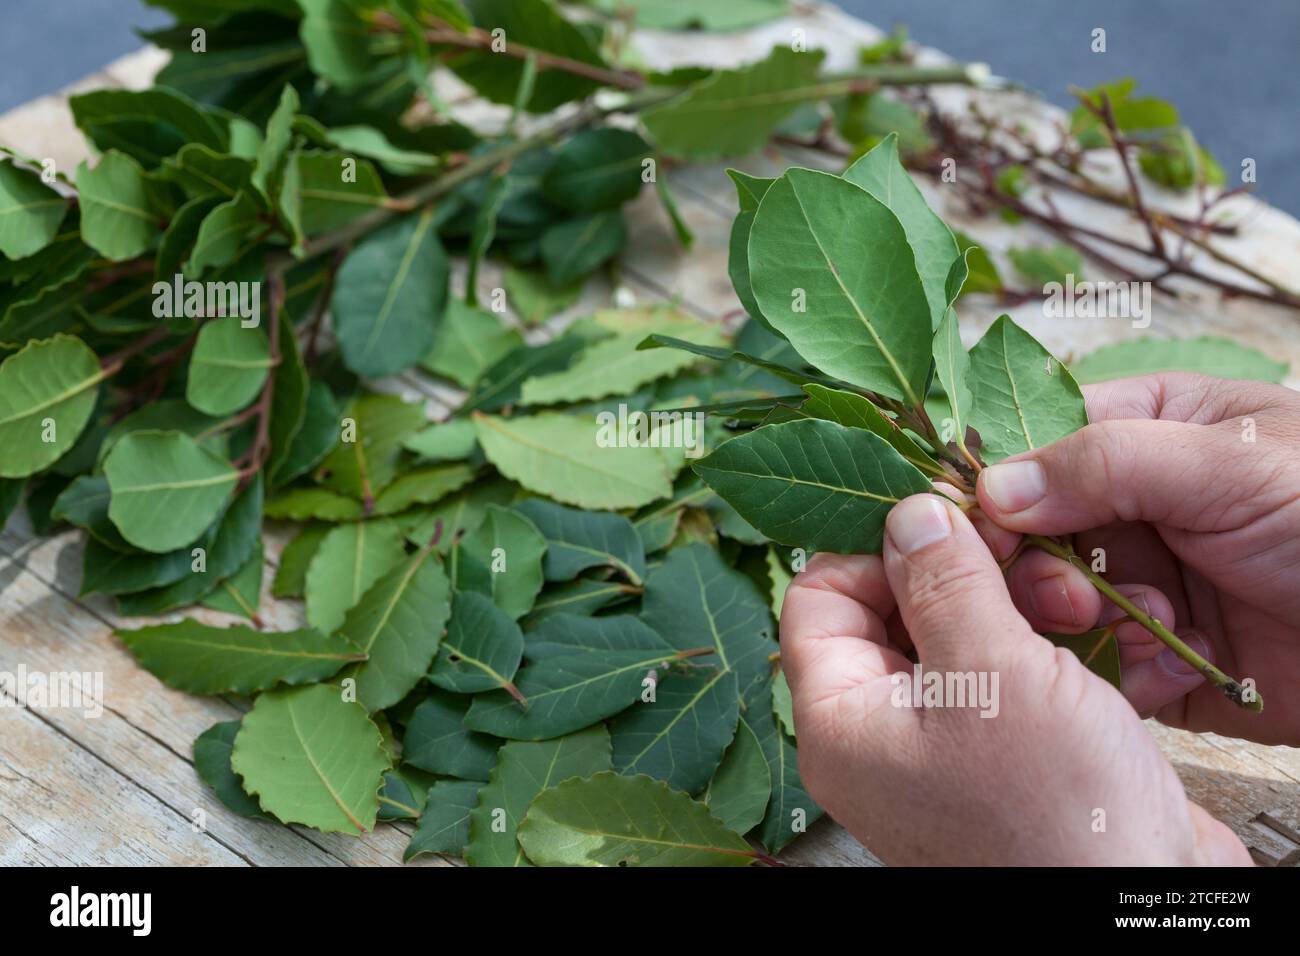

[779,492,1252,865]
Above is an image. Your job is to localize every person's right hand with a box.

[977,372,1300,746]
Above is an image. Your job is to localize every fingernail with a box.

[1100,589,1150,625]
[1158,633,1211,677]
[1030,574,1078,626]
[888,496,952,555]
[982,460,1048,513]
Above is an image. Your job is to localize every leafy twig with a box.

[234,273,285,484]
[1026,533,1263,712]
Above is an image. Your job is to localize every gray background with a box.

[3,0,1296,213]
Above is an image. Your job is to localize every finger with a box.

[1082,373,1279,426]
[1187,802,1254,866]
[1120,628,1212,717]
[933,481,1020,562]
[1098,583,1179,664]
[1004,547,1103,634]
[781,553,909,711]
[882,494,1034,670]
[975,418,1248,536]
[1074,523,1191,626]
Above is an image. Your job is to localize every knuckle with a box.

[902,553,996,632]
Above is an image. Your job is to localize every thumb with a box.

[883,494,1034,670]
[976,419,1241,535]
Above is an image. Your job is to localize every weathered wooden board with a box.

[0,1,1296,867]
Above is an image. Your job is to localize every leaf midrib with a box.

[787,177,919,406]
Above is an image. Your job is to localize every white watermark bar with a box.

[0,665,104,718]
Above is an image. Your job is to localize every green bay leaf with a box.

[337,542,452,712]
[231,684,388,834]
[0,160,67,259]
[429,591,525,697]
[402,690,500,780]
[465,724,611,868]
[453,504,546,620]
[404,779,482,861]
[843,133,961,330]
[967,315,1088,463]
[515,498,646,585]
[115,619,363,695]
[693,418,932,553]
[0,334,102,479]
[704,716,771,835]
[749,168,932,404]
[332,207,449,377]
[643,47,827,159]
[610,666,739,794]
[186,316,271,416]
[104,429,238,553]
[1070,335,1288,385]
[303,518,406,635]
[472,411,677,511]
[517,771,755,866]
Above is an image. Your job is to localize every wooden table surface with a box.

[1,2,1297,867]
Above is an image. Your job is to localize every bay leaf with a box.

[519,318,725,407]
[116,473,262,615]
[464,644,709,741]
[843,132,962,330]
[540,210,626,287]
[429,591,525,696]
[747,704,821,853]
[271,523,329,599]
[517,771,756,866]
[104,429,238,553]
[643,47,827,159]
[115,619,363,694]
[1070,335,1288,385]
[0,334,102,478]
[472,411,677,510]
[185,316,272,416]
[748,167,932,405]
[194,720,267,819]
[967,315,1088,463]
[465,724,611,868]
[331,207,449,377]
[0,160,67,259]
[610,666,739,794]
[420,298,522,388]
[303,518,406,635]
[693,418,932,553]
[800,383,943,477]
[402,690,501,780]
[541,128,650,213]
[337,541,452,712]
[231,683,388,834]
[515,498,646,585]
[404,779,481,861]
[640,543,777,705]
[453,504,546,620]
[703,716,771,835]
[76,151,168,261]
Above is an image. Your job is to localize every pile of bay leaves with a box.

[0,0,1288,866]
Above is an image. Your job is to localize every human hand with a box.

[976,373,1300,746]
[780,493,1253,865]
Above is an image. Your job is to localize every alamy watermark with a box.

[152,273,261,327]
[890,665,1000,718]
[50,886,151,936]
[1043,274,1151,328]
[596,404,707,458]
[0,665,103,718]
